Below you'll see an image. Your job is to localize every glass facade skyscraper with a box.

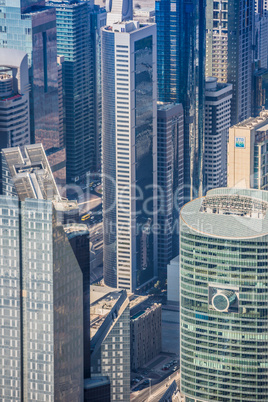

[206,0,254,125]
[155,0,206,199]
[180,188,268,402]
[0,196,84,401]
[0,1,66,188]
[101,21,157,292]
[48,1,96,184]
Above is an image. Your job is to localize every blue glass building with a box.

[155,0,206,200]
[0,0,66,188]
[48,1,96,184]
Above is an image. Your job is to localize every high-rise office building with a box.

[0,0,66,187]
[206,0,254,124]
[255,0,268,16]
[106,0,133,25]
[0,49,30,191]
[155,0,206,199]
[255,13,268,69]
[64,224,91,380]
[90,5,107,172]
[204,77,232,191]
[102,21,157,292]
[180,187,268,402]
[157,102,184,276]
[228,110,268,190]
[48,0,96,184]
[90,290,130,402]
[0,145,84,401]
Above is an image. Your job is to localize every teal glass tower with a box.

[180,188,268,402]
[155,0,206,200]
[48,0,95,183]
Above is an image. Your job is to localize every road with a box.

[131,371,180,402]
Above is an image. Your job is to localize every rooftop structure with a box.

[2,144,60,201]
[181,188,268,239]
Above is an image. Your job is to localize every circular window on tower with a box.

[208,285,239,313]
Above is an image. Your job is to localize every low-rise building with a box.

[90,290,130,402]
[130,297,162,370]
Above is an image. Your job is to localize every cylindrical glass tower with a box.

[180,188,268,402]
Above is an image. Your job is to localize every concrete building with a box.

[102,21,157,292]
[180,187,268,402]
[206,0,254,125]
[90,290,130,402]
[130,297,162,370]
[167,255,180,306]
[0,49,30,192]
[227,110,268,190]
[0,146,84,401]
[133,7,155,23]
[0,0,66,187]
[204,77,232,192]
[106,0,133,25]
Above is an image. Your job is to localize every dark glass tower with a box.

[155,0,206,200]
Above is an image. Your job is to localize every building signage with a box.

[235,137,246,148]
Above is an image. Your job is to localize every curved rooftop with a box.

[180,188,268,239]
[0,48,27,69]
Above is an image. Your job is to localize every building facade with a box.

[0,1,66,187]
[204,77,232,192]
[206,0,254,125]
[0,49,30,192]
[102,21,158,292]
[106,0,133,25]
[157,102,184,276]
[48,0,94,184]
[90,290,130,402]
[180,187,268,402]
[155,0,206,200]
[130,301,162,370]
[0,203,84,400]
[64,224,91,380]
[227,110,268,190]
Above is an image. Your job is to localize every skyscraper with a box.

[0,49,30,191]
[0,0,66,187]
[157,102,184,276]
[48,0,96,184]
[206,0,254,124]
[204,77,232,191]
[180,187,268,402]
[102,21,157,291]
[0,145,84,401]
[155,0,206,199]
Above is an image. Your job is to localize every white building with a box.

[204,77,232,192]
[102,21,157,292]
[106,0,133,24]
